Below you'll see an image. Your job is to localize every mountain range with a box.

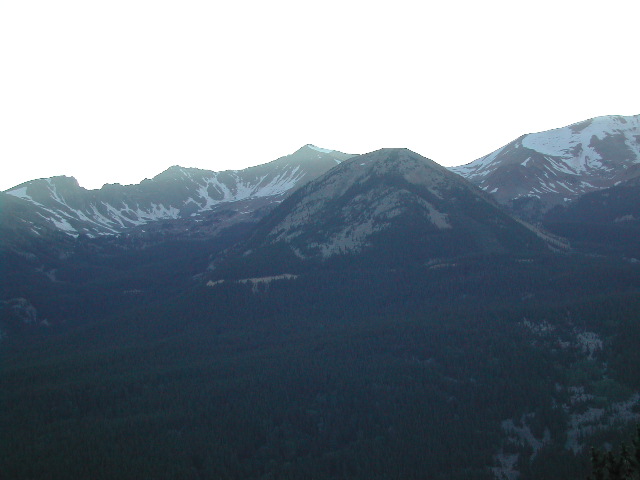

[3,115,639,241]
[2,144,352,238]
[2,113,640,480]
[2,113,639,334]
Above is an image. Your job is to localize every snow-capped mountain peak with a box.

[305,144,335,154]
[451,114,640,210]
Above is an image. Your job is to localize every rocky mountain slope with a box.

[211,148,549,277]
[451,114,640,213]
[2,145,351,238]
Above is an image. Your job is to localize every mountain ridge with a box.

[2,145,352,238]
[451,114,640,214]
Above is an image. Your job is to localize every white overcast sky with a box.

[1,0,638,191]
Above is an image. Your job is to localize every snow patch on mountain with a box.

[252,167,305,198]
[307,144,334,153]
[453,143,509,177]
[206,274,299,293]
[523,116,640,167]
[522,118,613,173]
[6,186,33,202]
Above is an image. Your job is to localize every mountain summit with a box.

[212,148,547,277]
[452,114,640,212]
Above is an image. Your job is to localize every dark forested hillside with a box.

[3,253,640,479]
[544,179,640,259]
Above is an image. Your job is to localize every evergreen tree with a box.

[588,427,640,480]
